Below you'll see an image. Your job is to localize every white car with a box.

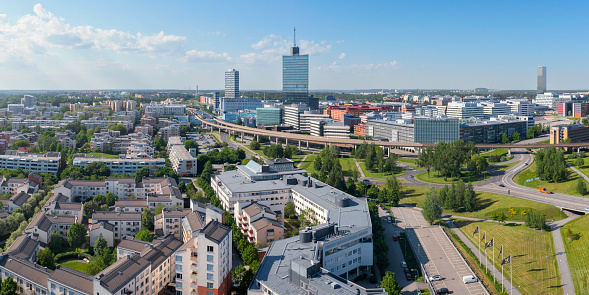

[401,261,407,268]
[429,275,442,281]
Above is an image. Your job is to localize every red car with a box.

[392,235,398,241]
[405,272,412,281]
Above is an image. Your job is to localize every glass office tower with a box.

[283,46,309,106]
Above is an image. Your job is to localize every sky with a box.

[1,1,589,91]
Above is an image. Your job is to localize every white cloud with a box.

[241,34,333,65]
[0,3,234,65]
[338,53,346,60]
[182,50,231,63]
[207,31,225,37]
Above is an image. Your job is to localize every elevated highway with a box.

[192,110,589,150]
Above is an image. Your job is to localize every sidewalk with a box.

[549,213,579,295]
[444,218,523,295]
[353,158,366,178]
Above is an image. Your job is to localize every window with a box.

[207,264,213,271]
[207,255,214,262]
[207,282,214,288]
[176,274,182,279]
[176,282,182,288]
[176,255,182,262]
[207,273,214,280]
[176,265,182,271]
[207,246,214,253]
[207,292,213,295]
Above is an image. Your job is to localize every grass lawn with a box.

[454,220,562,295]
[569,156,589,180]
[61,261,92,274]
[209,133,221,143]
[401,185,566,222]
[561,215,589,294]
[415,170,490,184]
[482,148,508,160]
[358,162,406,178]
[299,155,318,174]
[85,152,119,159]
[339,157,361,177]
[398,157,419,165]
[492,160,520,172]
[515,162,587,196]
[290,154,307,166]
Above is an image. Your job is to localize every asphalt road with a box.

[391,207,488,295]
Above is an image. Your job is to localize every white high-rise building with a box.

[225,69,239,98]
[538,66,547,94]
[446,101,484,119]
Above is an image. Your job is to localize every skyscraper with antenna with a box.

[283,27,310,107]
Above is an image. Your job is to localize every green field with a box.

[515,162,587,196]
[299,155,318,173]
[61,261,92,274]
[401,185,566,222]
[561,215,589,294]
[415,170,490,184]
[492,161,520,172]
[455,221,562,295]
[358,162,406,178]
[482,148,508,161]
[85,153,119,159]
[398,157,419,165]
[569,156,589,181]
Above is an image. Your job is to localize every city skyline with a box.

[2,1,589,90]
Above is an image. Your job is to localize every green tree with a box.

[178,181,187,192]
[67,223,87,250]
[423,188,443,225]
[94,194,106,206]
[241,245,259,265]
[135,166,151,182]
[511,131,520,142]
[10,140,30,149]
[577,178,588,195]
[249,140,261,150]
[135,228,154,242]
[154,204,166,216]
[284,202,296,219]
[50,231,63,253]
[1,277,18,295]
[501,132,509,144]
[142,208,155,231]
[574,157,585,168]
[313,155,322,172]
[184,140,198,151]
[94,237,108,256]
[582,117,589,126]
[37,248,56,270]
[381,271,402,295]
[106,192,117,207]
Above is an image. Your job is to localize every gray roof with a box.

[97,254,150,293]
[0,209,8,220]
[117,237,155,255]
[26,212,52,231]
[183,211,206,233]
[215,170,291,194]
[200,220,231,244]
[6,234,39,261]
[90,221,114,232]
[115,200,148,207]
[10,191,31,207]
[53,202,82,210]
[92,211,142,221]
[0,254,53,287]
[49,266,94,295]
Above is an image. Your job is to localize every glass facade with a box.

[283,49,309,105]
[256,108,282,126]
[414,118,460,144]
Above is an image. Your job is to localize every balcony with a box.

[190,262,198,270]
[190,281,198,289]
[191,271,198,279]
[190,289,197,294]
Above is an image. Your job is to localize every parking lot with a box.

[391,207,488,295]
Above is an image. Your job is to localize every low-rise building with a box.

[234,202,285,247]
[90,222,115,247]
[91,212,142,243]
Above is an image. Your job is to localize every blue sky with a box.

[0,1,588,90]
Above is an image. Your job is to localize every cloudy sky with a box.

[1,1,589,90]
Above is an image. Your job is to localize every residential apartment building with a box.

[0,152,60,175]
[73,154,166,175]
[167,137,198,176]
[91,211,142,243]
[234,202,284,247]
[144,103,186,116]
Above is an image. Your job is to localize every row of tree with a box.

[312,146,346,192]
[353,142,398,174]
[417,140,478,180]
[535,147,569,182]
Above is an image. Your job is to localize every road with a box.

[390,206,488,295]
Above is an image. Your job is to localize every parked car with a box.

[462,275,479,284]
[401,261,407,268]
[405,272,412,281]
[435,288,449,294]
[429,275,442,281]
[392,235,398,241]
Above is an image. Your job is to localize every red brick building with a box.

[323,105,395,121]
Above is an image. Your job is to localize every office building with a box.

[446,101,484,119]
[144,103,186,116]
[558,102,589,117]
[300,111,330,132]
[501,99,535,116]
[225,69,239,98]
[21,95,35,108]
[219,97,263,113]
[213,91,221,109]
[479,102,511,117]
[7,104,24,114]
[459,117,528,144]
[256,108,282,126]
[414,117,460,144]
[283,36,309,106]
[309,119,350,138]
[538,66,547,94]
[283,104,310,129]
[550,124,589,144]
[366,120,415,142]
[324,105,395,121]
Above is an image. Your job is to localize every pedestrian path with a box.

[549,213,579,295]
[353,158,366,178]
[297,154,308,168]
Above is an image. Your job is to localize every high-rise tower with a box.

[283,27,310,107]
[537,66,546,94]
[225,69,239,98]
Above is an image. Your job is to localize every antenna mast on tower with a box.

[294,27,296,47]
